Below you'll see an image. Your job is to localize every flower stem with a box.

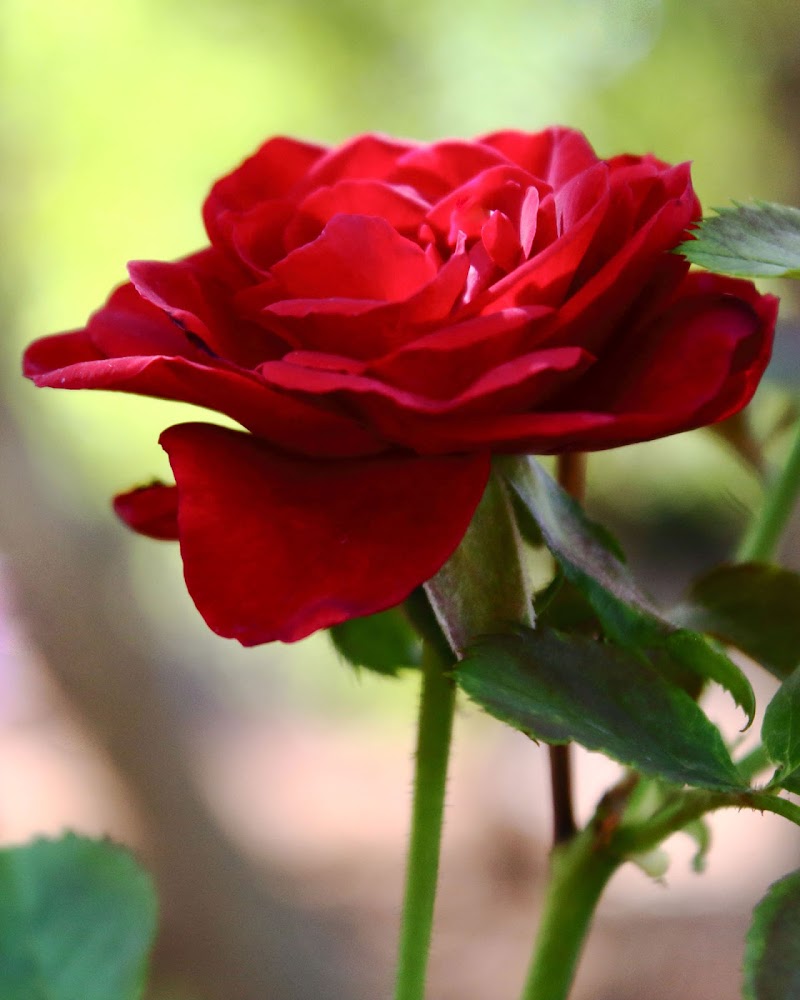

[518,827,618,1000]
[738,415,800,562]
[393,641,456,1000]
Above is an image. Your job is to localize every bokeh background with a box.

[2,1,800,997]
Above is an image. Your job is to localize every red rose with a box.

[23,129,777,645]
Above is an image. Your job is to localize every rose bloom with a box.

[24,129,776,645]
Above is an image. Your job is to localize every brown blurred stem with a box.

[556,451,587,504]
[548,453,586,846]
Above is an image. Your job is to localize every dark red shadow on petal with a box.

[160,423,491,645]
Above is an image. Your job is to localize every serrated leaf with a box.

[457,627,745,791]
[425,473,533,654]
[329,607,421,676]
[677,201,800,279]
[499,456,756,726]
[0,833,158,1000]
[744,868,800,999]
[534,573,601,635]
[762,666,800,791]
[674,563,800,680]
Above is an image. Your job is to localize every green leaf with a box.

[425,473,533,654]
[499,456,756,726]
[743,868,800,999]
[0,833,158,1000]
[674,563,800,680]
[329,607,421,676]
[534,573,601,635]
[457,627,745,791]
[676,200,800,279]
[762,665,800,791]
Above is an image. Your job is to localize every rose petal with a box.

[481,164,611,310]
[114,483,179,540]
[160,422,490,644]
[369,306,553,396]
[301,134,417,190]
[426,164,545,246]
[269,213,436,302]
[25,337,383,458]
[284,179,430,251]
[481,128,600,187]
[394,140,510,201]
[244,250,470,359]
[227,198,295,274]
[415,276,777,454]
[24,329,104,377]
[203,136,326,248]
[586,274,778,432]
[481,211,521,272]
[128,250,287,368]
[258,343,593,447]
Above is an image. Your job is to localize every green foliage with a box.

[330,607,421,676]
[424,474,532,654]
[499,456,756,726]
[762,666,800,793]
[534,573,601,636]
[677,201,800,279]
[675,563,800,680]
[743,868,800,1000]
[457,627,745,791]
[0,833,157,1000]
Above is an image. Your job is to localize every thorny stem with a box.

[518,825,618,1000]
[393,641,455,1000]
[518,781,800,1000]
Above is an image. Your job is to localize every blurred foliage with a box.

[2,0,799,700]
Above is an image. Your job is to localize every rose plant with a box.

[19,131,800,1000]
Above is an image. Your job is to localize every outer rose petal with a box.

[391,276,777,454]
[160,422,491,644]
[114,483,179,540]
[128,250,289,368]
[25,333,384,457]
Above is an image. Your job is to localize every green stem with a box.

[738,416,800,562]
[393,641,456,1000]
[519,827,619,1000]
[747,791,800,826]
[614,789,800,858]
[613,790,730,856]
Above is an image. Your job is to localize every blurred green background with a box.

[1,1,799,998]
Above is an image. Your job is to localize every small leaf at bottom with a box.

[330,606,421,675]
[0,833,157,1000]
